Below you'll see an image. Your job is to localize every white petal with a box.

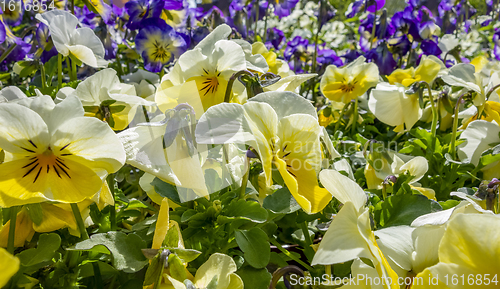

[52,117,126,173]
[369,83,421,131]
[195,103,256,145]
[0,86,27,102]
[264,74,316,92]
[194,24,232,55]
[71,27,105,58]
[375,226,414,271]
[399,156,428,184]
[73,68,120,104]
[411,225,445,273]
[312,204,372,265]
[249,91,317,120]
[211,40,247,75]
[319,169,367,212]
[0,103,50,154]
[457,120,500,165]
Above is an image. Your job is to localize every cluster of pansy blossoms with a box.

[1,0,500,288]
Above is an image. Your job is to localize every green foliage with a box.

[235,228,270,269]
[70,231,148,273]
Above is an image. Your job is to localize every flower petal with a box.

[319,169,367,213]
[51,116,126,173]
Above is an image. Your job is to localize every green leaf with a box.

[168,254,186,282]
[170,248,201,263]
[110,105,127,113]
[44,55,59,79]
[16,233,61,268]
[25,203,43,226]
[144,254,164,286]
[263,188,301,214]
[224,199,268,223]
[234,228,270,269]
[163,226,179,248]
[152,177,181,204]
[181,209,198,222]
[374,194,442,228]
[70,231,148,273]
[236,266,272,289]
[101,99,117,106]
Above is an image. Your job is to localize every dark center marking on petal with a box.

[20,147,35,153]
[28,140,38,149]
[23,163,39,178]
[33,167,43,183]
[60,143,71,151]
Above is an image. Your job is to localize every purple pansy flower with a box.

[135,18,188,72]
[125,0,163,30]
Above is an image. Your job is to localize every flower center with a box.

[152,40,170,61]
[20,141,73,183]
[200,68,221,96]
[341,82,357,93]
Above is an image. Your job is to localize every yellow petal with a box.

[0,155,103,207]
[193,253,238,289]
[0,208,35,248]
[152,198,170,250]
[0,248,20,288]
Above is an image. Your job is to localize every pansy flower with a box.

[36,10,108,68]
[125,0,163,30]
[196,91,332,214]
[273,0,299,19]
[155,24,247,116]
[320,56,379,103]
[135,18,188,73]
[1,0,23,26]
[0,94,125,207]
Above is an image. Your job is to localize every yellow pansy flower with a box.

[0,94,125,207]
[320,56,379,103]
[167,253,243,289]
[368,83,422,132]
[412,214,500,289]
[387,55,443,87]
[196,91,332,213]
[156,24,247,117]
[461,100,500,129]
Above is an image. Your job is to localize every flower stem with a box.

[270,239,314,272]
[71,58,77,81]
[107,174,117,231]
[450,93,467,160]
[67,58,76,81]
[420,82,438,151]
[300,221,312,247]
[71,203,89,240]
[57,54,63,90]
[0,43,17,63]
[40,63,47,89]
[7,206,18,254]
[351,98,359,135]
[239,155,250,199]
[224,70,254,103]
[334,102,351,132]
